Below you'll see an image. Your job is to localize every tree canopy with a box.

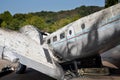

[0,6,103,33]
[105,0,118,8]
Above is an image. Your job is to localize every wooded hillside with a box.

[0,6,103,33]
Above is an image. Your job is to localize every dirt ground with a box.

[0,59,11,70]
[71,75,120,80]
[0,59,120,80]
[0,68,120,80]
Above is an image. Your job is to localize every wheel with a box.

[16,63,26,74]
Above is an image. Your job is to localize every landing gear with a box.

[16,63,26,74]
[61,54,107,79]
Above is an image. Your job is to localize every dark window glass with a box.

[60,32,65,39]
[81,23,85,29]
[69,30,72,35]
[47,39,51,44]
[53,36,57,42]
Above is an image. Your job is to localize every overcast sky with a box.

[0,0,105,15]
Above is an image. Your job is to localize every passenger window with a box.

[53,36,57,42]
[81,23,85,29]
[60,32,65,39]
[47,39,51,44]
[69,30,72,35]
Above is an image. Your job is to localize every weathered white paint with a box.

[0,26,63,80]
[46,3,120,61]
[0,3,120,80]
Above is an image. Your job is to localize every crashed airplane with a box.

[0,3,120,80]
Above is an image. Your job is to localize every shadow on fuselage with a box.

[101,45,120,69]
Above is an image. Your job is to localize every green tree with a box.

[1,21,7,28]
[9,19,21,30]
[0,19,3,27]
[13,13,26,21]
[0,11,12,26]
[49,18,72,32]
[105,0,118,8]
[22,16,46,31]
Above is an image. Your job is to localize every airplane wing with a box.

[0,26,64,80]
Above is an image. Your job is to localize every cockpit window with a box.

[53,36,57,42]
[60,32,65,39]
[47,39,51,44]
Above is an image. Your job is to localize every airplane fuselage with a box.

[46,4,120,61]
